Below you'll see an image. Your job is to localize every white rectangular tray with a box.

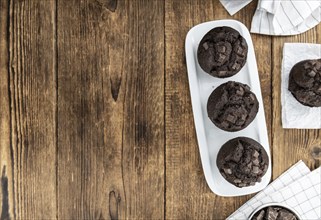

[185,20,271,197]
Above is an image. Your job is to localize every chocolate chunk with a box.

[241,114,247,121]
[234,179,242,183]
[236,47,244,56]
[255,210,265,220]
[221,121,229,128]
[218,71,228,77]
[203,42,209,50]
[236,88,245,96]
[217,45,226,53]
[277,209,297,220]
[232,62,241,70]
[217,53,227,63]
[266,207,278,220]
[230,143,243,162]
[238,183,247,187]
[223,168,232,175]
[304,62,311,69]
[307,70,316,77]
[252,166,260,174]
[226,114,237,123]
[253,150,260,158]
[243,166,251,174]
[253,158,260,166]
[315,61,321,70]
[236,118,245,126]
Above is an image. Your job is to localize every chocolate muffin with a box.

[216,137,269,188]
[251,206,298,220]
[288,59,321,107]
[207,81,259,132]
[197,26,248,78]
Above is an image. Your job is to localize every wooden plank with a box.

[165,0,271,218]
[56,0,164,219]
[0,0,13,219]
[0,0,57,219]
[272,24,321,176]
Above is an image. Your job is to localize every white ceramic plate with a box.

[185,20,271,197]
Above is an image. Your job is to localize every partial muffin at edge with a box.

[251,206,298,220]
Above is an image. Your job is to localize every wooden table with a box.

[0,0,320,219]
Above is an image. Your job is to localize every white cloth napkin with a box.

[220,0,321,36]
[228,161,321,219]
[281,43,321,129]
[220,0,252,16]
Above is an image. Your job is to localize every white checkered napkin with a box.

[228,161,310,219]
[264,167,321,219]
[219,0,252,16]
[220,0,321,36]
[251,0,321,35]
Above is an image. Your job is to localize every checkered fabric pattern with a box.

[229,161,321,219]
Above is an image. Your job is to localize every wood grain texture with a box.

[56,0,164,219]
[165,1,220,218]
[0,0,320,219]
[0,0,57,219]
[0,0,12,218]
[165,0,272,219]
[271,25,321,177]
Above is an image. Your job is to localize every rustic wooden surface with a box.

[0,0,320,219]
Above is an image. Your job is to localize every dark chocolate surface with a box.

[207,81,259,132]
[216,137,269,188]
[251,206,298,220]
[288,59,321,107]
[197,26,248,78]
